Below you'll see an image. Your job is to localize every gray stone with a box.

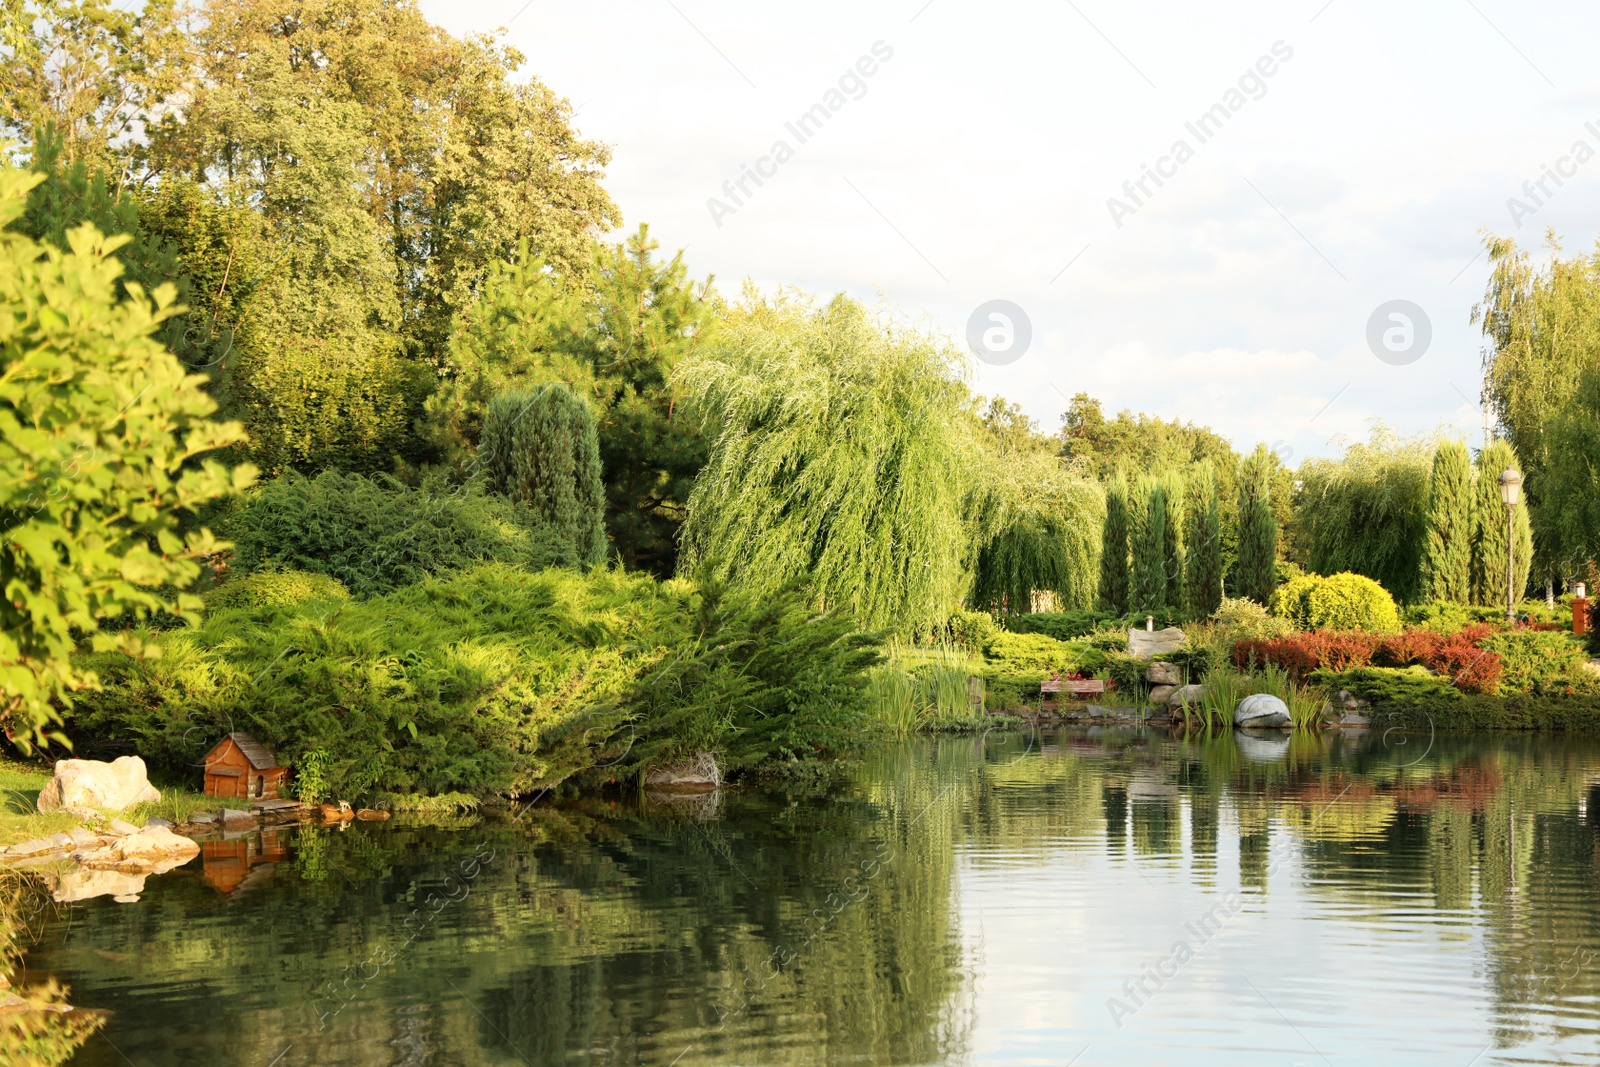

[68,828,105,848]
[5,834,73,859]
[1336,689,1371,711]
[1128,627,1186,660]
[1234,693,1292,729]
[1337,710,1372,727]
[1167,684,1206,709]
[1147,684,1176,706]
[1085,704,1112,718]
[109,818,140,836]
[143,817,174,829]
[35,756,160,813]
[188,812,219,826]
[76,825,200,873]
[220,807,258,829]
[1146,661,1182,686]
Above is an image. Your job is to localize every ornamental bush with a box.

[1478,629,1587,692]
[1270,572,1401,634]
[204,571,350,611]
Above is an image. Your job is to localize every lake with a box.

[24,725,1600,1066]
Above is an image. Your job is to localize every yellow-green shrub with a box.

[1270,572,1401,634]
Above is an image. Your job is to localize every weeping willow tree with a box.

[1099,472,1132,613]
[675,293,970,636]
[966,451,1103,618]
[1130,475,1166,613]
[1419,439,1472,603]
[1470,439,1534,607]
[1184,461,1223,618]
[1293,427,1429,603]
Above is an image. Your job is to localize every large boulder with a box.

[36,757,160,813]
[75,825,199,874]
[1167,684,1206,709]
[46,867,150,904]
[1146,661,1182,686]
[1234,693,1291,729]
[1147,684,1176,706]
[1128,627,1185,660]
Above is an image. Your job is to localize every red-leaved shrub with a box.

[1236,623,1506,694]
[1231,631,1378,680]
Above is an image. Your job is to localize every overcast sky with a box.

[422,0,1600,464]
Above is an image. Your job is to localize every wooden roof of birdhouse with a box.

[206,732,282,770]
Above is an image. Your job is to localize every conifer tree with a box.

[1419,440,1472,603]
[1099,473,1131,614]
[1184,461,1223,618]
[1235,444,1278,604]
[480,384,607,567]
[1131,475,1166,614]
[1160,470,1185,610]
[1470,439,1533,607]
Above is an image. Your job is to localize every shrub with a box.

[945,609,999,652]
[1308,666,1463,704]
[1271,572,1401,634]
[225,470,570,596]
[204,571,350,611]
[1478,629,1587,692]
[1371,623,1502,694]
[1008,610,1117,642]
[1157,644,1218,681]
[983,631,1085,674]
[1211,597,1292,644]
[1102,651,1148,697]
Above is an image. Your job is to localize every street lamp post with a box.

[1498,467,1523,623]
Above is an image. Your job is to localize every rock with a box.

[77,825,199,873]
[1336,689,1371,711]
[355,809,390,821]
[1234,693,1292,729]
[46,866,150,904]
[220,807,257,830]
[5,833,74,859]
[109,818,140,836]
[189,812,219,826]
[61,805,103,823]
[1128,627,1186,659]
[1085,704,1112,718]
[1337,710,1372,727]
[36,756,160,813]
[1147,684,1176,706]
[1167,684,1206,709]
[1146,661,1182,686]
[643,752,722,793]
[68,828,106,849]
[143,817,174,829]
[319,802,354,822]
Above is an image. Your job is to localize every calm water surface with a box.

[29,727,1600,1066]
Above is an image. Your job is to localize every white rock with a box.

[1146,661,1182,686]
[109,819,140,836]
[1236,732,1292,763]
[1128,627,1186,659]
[36,757,160,813]
[77,825,199,872]
[1234,693,1292,729]
[46,867,150,904]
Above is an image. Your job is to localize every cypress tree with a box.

[1419,440,1472,603]
[1470,439,1533,607]
[1184,461,1223,618]
[1131,475,1166,614]
[1160,470,1185,611]
[1235,443,1278,604]
[480,384,608,567]
[1099,473,1131,614]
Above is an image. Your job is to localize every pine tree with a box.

[1184,461,1223,618]
[1099,473,1131,614]
[1419,440,1472,603]
[1160,470,1185,610]
[1131,475,1166,614]
[1235,443,1278,604]
[1470,439,1533,608]
[480,384,608,567]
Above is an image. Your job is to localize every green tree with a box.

[1099,472,1131,614]
[1184,460,1223,618]
[1470,439,1533,608]
[479,385,607,568]
[676,294,970,636]
[966,451,1103,617]
[1419,440,1472,603]
[1159,469,1185,610]
[0,167,254,748]
[1235,444,1278,604]
[1131,475,1166,614]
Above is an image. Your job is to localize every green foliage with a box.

[945,609,999,652]
[1368,690,1600,731]
[1270,572,1402,634]
[982,631,1086,674]
[1157,643,1219,681]
[1008,610,1118,642]
[1478,629,1587,692]
[967,451,1103,617]
[1210,596,1293,644]
[1158,469,1185,610]
[372,791,480,816]
[1130,475,1166,614]
[225,470,570,596]
[867,657,926,738]
[1098,471,1131,613]
[677,294,970,636]
[480,385,607,568]
[1102,651,1148,698]
[69,564,882,797]
[292,748,334,806]
[204,571,349,612]
[1184,461,1223,619]
[1419,440,1472,603]
[0,167,254,749]
[1293,426,1429,602]
[1470,439,1533,608]
[1235,443,1278,604]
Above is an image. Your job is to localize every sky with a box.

[421,0,1600,464]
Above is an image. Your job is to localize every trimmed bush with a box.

[1478,629,1587,692]
[204,571,350,611]
[1271,572,1401,634]
[946,609,999,652]
[1211,597,1292,644]
[1309,666,1463,704]
[1008,610,1118,642]
[983,631,1086,674]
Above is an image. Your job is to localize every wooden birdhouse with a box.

[203,733,287,800]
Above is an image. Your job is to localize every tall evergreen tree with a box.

[1235,443,1278,604]
[1184,461,1223,618]
[1419,440,1472,603]
[1131,475,1166,614]
[1470,439,1533,608]
[480,384,607,567]
[1160,470,1185,610]
[1099,473,1131,614]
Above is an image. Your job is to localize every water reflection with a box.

[10,728,1600,1065]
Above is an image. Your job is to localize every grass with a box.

[1182,663,1327,732]
[868,642,986,736]
[0,756,250,845]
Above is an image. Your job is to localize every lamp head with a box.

[1498,467,1523,507]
